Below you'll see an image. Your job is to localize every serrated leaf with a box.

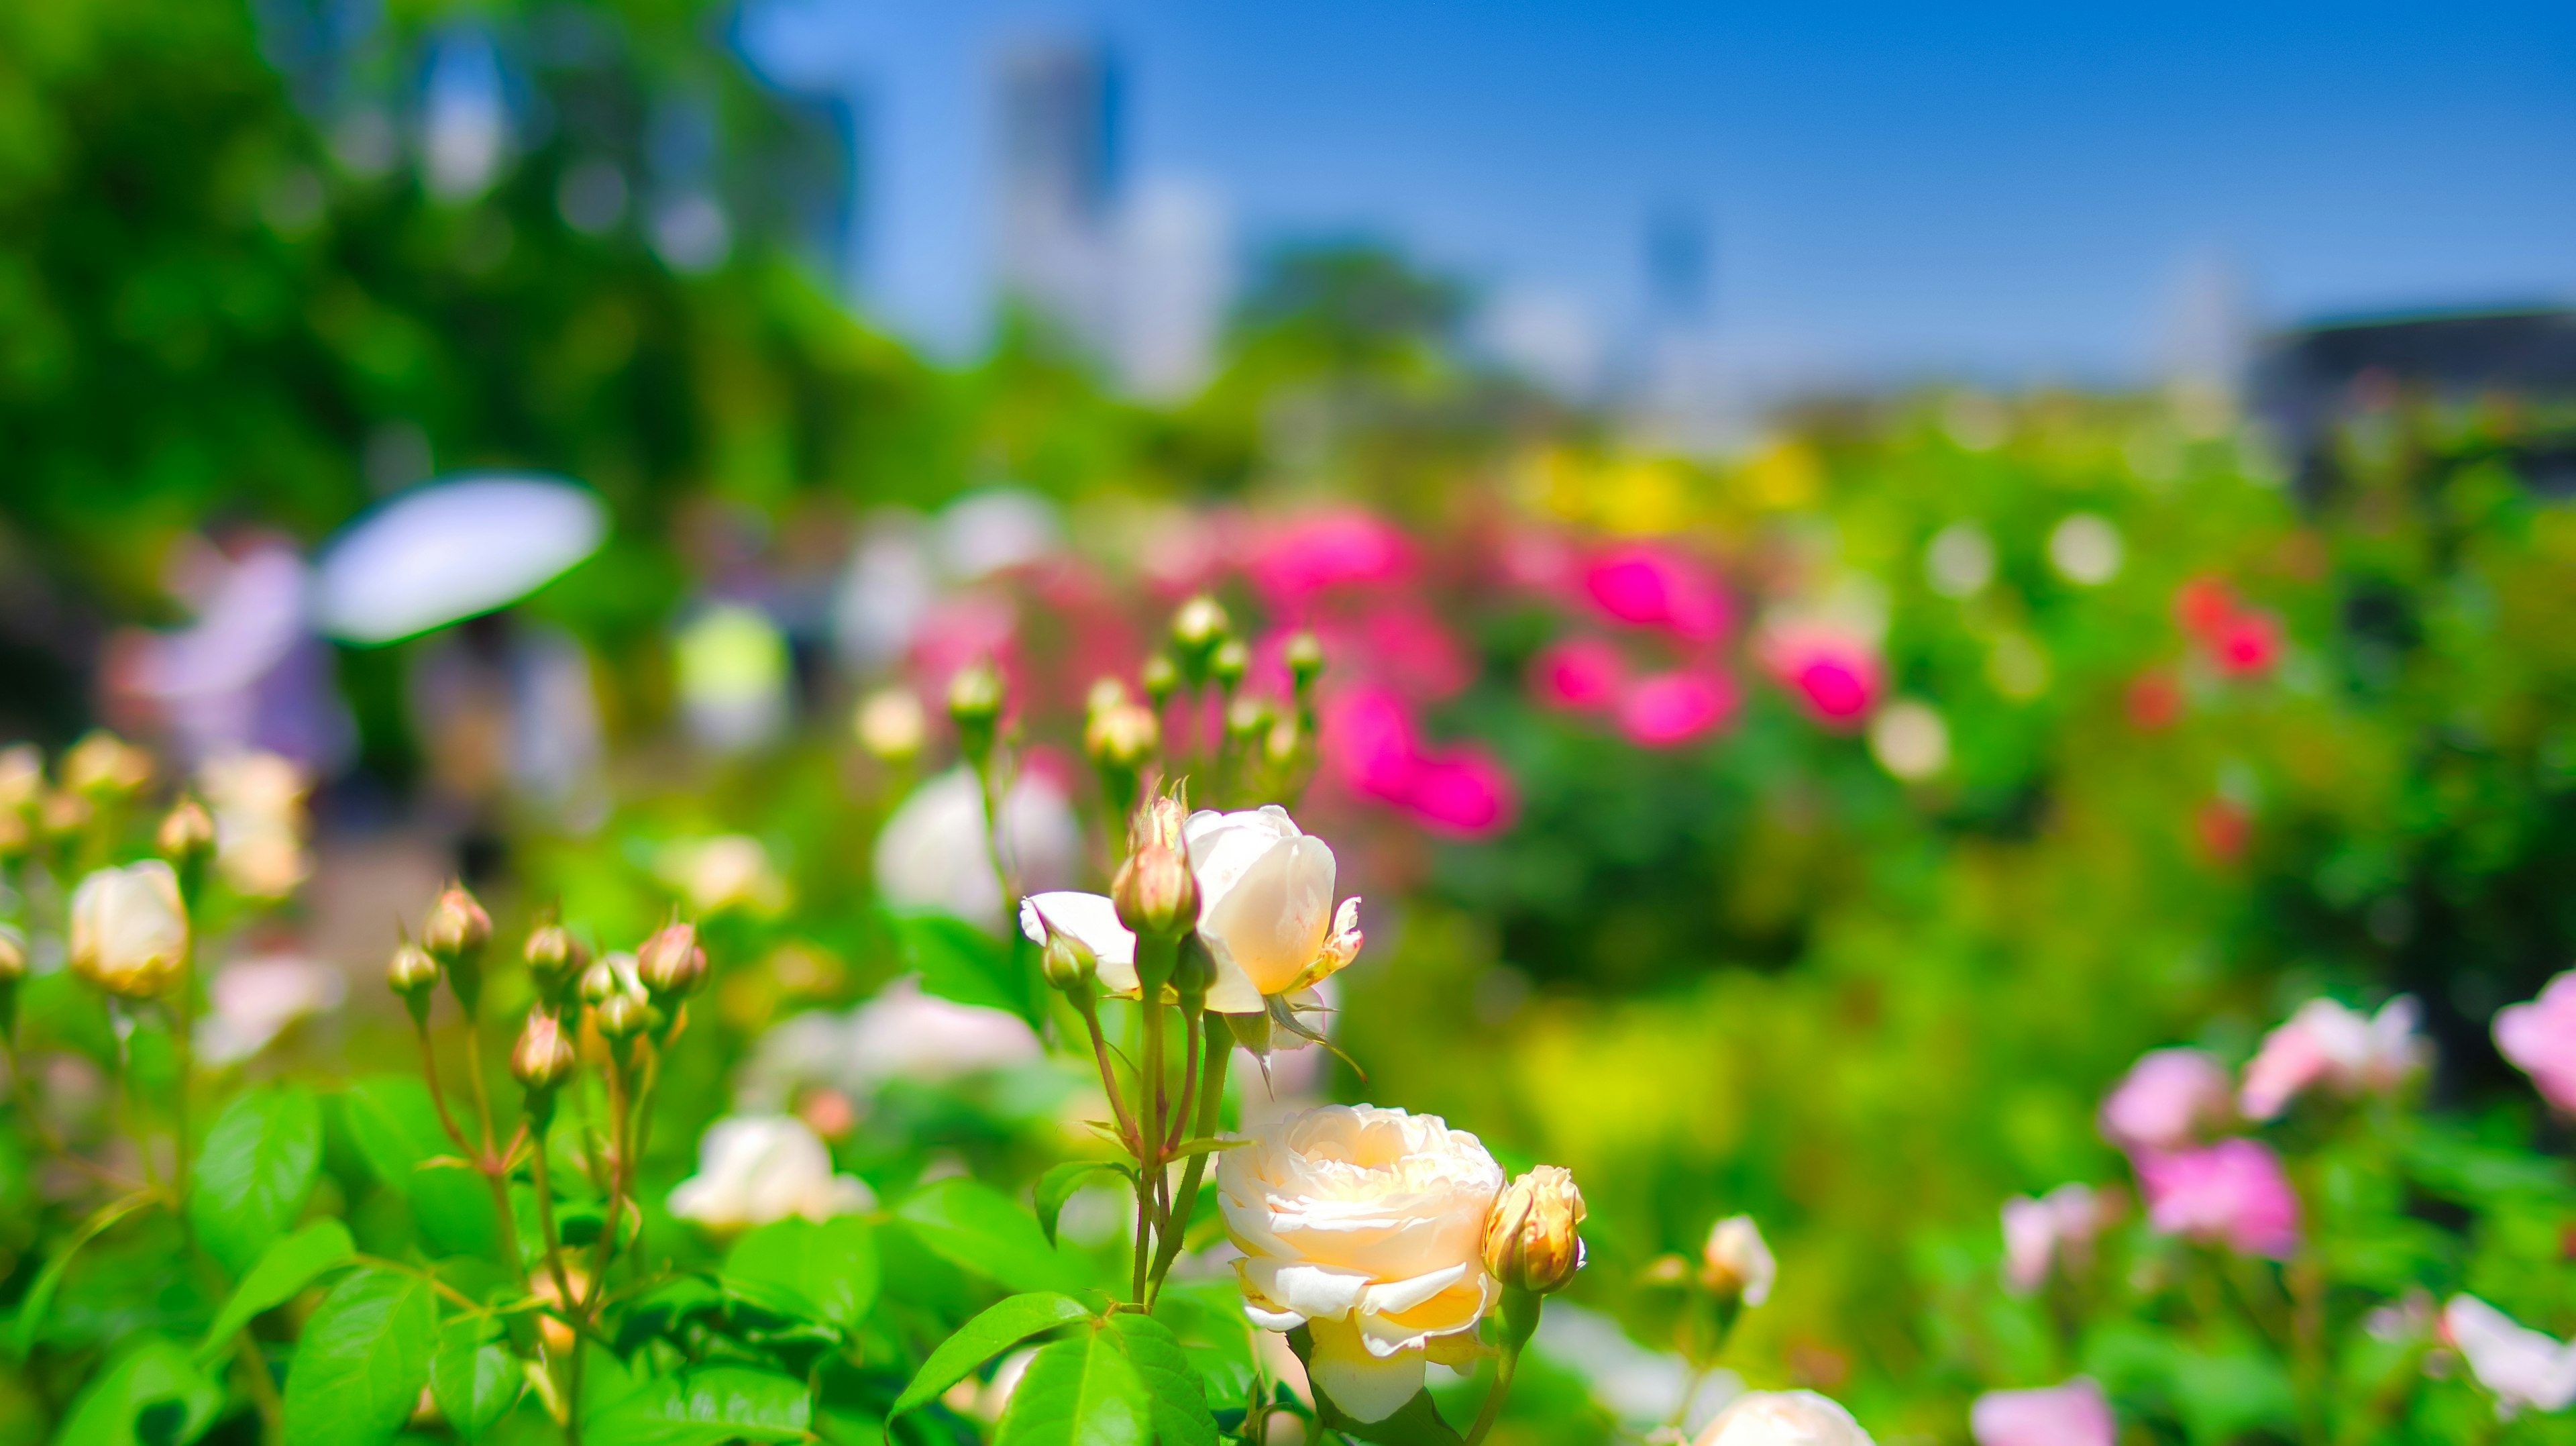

[1036,1161,1133,1248]
[10,1190,155,1358]
[888,1291,1094,1421]
[197,1218,355,1363]
[341,1076,499,1260]
[57,1334,221,1446]
[995,1325,1149,1446]
[898,1177,1085,1294]
[190,1084,322,1276]
[585,1365,811,1445]
[723,1215,879,1327]
[281,1266,438,1446]
[1107,1313,1218,1446]
[429,1315,521,1441]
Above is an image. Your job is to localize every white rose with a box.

[69,860,190,998]
[1218,1104,1503,1423]
[667,1115,877,1231]
[1017,804,1362,1015]
[1694,1390,1875,1446]
[1703,1215,1776,1306]
[2445,1294,2576,1415]
[877,768,1077,933]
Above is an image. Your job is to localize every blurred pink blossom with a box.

[1400,749,1516,836]
[2494,972,2576,1113]
[1971,1378,2114,1446]
[1248,509,1412,604]
[2239,996,2426,1120]
[1617,670,1738,747]
[1529,638,1626,712]
[1582,541,1728,640]
[1321,686,1517,837]
[2137,1139,2300,1258]
[1344,602,1472,701]
[1760,623,1881,727]
[2000,1183,2100,1294]
[2211,611,2284,678]
[2445,1294,2576,1416]
[2100,1047,2233,1153]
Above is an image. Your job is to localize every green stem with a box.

[1464,1289,1544,1446]
[1079,995,1139,1147]
[528,1115,584,1446]
[1462,1344,1522,1446]
[580,1057,635,1314]
[1146,1014,1228,1304]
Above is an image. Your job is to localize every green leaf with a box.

[1165,1139,1248,1160]
[197,1217,356,1363]
[890,909,1042,1025]
[994,1325,1150,1446]
[429,1315,521,1441]
[280,1266,438,1446]
[1107,1314,1218,1446]
[586,1365,812,1445]
[340,1076,499,1260]
[897,1177,1084,1294]
[722,1215,880,1328]
[1035,1161,1133,1248]
[57,1334,222,1446]
[888,1290,1094,1421]
[1285,1325,1462,1446]
[190,1083,323,1276]
[1150,1282,1258,1406]
[10,1190,156,1358]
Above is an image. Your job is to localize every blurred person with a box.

[105,530,352,774]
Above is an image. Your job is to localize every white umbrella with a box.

[315,475,606,644]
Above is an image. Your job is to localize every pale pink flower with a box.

[2445,1295,2576,1416]
[1248,509,1411,603]
[2000,1183,2099,1294]
[1617,670,1738,747]
[2495,971,2576,1113]
[1529,638,1625,711]
[2239,996,2427,1120]
[2099,1048,2233,1153]
[1971,1378,2113,1446]
[1582,541,1728,641]
[2137,1139,2299,1258]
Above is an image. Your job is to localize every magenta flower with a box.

[2137,1139,2299,1258]
[2495,971,2576,1113]
[2239,996,2426,1121]
[1617,670,1738,747]
[1582,541,1728,641]
[1759,623,1882,727]
[1247,509,1411,603]
[1398,748,1515,836]
[2099,1047,2233,1153]
[1319,686,1516,837]
[1971,1378,2114,1446]
[1529,638,1626,712]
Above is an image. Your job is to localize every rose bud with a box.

[421,884,491,958]
[593,988,653,1043]
[62,730,151,797]
[386,941,441,1004]
[853,686,926,764]
[1139,652,1180,708]
[1171,595,1230,662]
[1225,694,1271,743]
[946,660,1005,762]
[156,796,217,864]
[1085,676,1131,719]
[1485,1165,1587,1295]
[635,921,707,999]
[524,923,588,999]
[1210,637,1249,690]
[1701,1215,1776,1307]
[1285,630,1326,692]
[1084,703,1160,774]
[578,955,635,1006]
[510,1009,578,1094]
[68,861,190,999]
[1036,916,1098,993]
[1113,803,1199,940]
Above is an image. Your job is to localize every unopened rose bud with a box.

[421,884,491,959]
[635,921,707,999]
[1701,1215,1776,1308]
[1139,653,1180,707]
[68,861,190,999]
[1085,676,1130,719]
[1263,715,1305,768]
[157,796,216,863]
[510,1009,578,1096]
[1210,638,1249,690]
[593,988,653,1042]
[578,954,635,1006]
[62,731,150,797]
[524,923,588,998]
[1038,920,1097,992]
[1085,703,1160,773]
[386,941,440,999]
[947,661,1004,761]
[1112,832,1197,940]
[853,686,927,764]
[1172,595,1230,658]
[1485,1166,1587,1294]
[1224,694,1271,742]
[1285,630,1325,692]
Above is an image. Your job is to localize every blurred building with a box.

[1623,203,1752,452]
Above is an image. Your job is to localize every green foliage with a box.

[56,1335,221,1446]
[197,1217,354,1363]
[994,1322,1149,1446]
[723,1215,881,1328]
[898,1178,1090,1296]
[188,1082,321,1274]
[890,1292,1095,1422]
[280,1267,437,1446]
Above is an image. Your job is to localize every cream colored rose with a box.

[69,860,190,998]
[1016,804,1362,1015]
[668,1115,877,1231]
[1694,1390,1874,1446]
[1218,1104,1503,1423]
[200,750,309,899]
[1703,1215,1776,1306]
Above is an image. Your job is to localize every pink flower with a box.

[1320,686,1516,837]
[1972,1378,2114,1446]
[2239,996,2426,1120]
[1529,639,1626,711]
[2100,1048,2233,1153]
[2137,1139,2300,1258]
[1582,542,1728,641]
[1399,748,1515,836]
[1249,509,1411,603]
[2211,611,2282,677]
[1329,603,1472,701]
[1617,670,1738,747]
[1760,623,1881,727]
[2174,576,2238,639]
[2495,971,2576,1113]
[2000,1183,2100,1294]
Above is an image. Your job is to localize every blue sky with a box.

[741,1,2576,384]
